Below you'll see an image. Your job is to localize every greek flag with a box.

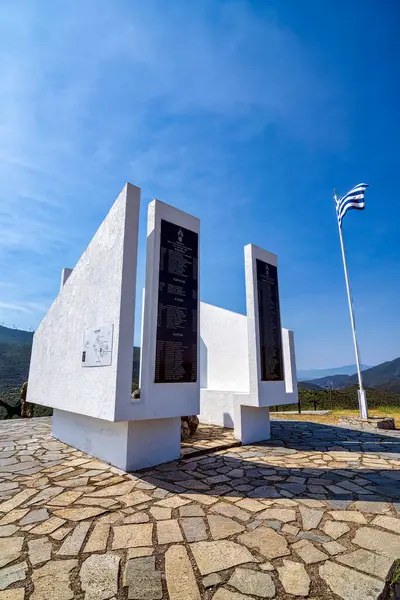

[336,183,368,227]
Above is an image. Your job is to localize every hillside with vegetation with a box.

[307,356,400,393]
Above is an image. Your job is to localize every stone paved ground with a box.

[1,417,400,600]
[180,424,238,457]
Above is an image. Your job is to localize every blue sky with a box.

[0,0,399,369]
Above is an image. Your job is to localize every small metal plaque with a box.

[82,323,113,367]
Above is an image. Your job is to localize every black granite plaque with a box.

[155,219,198,383]
[256,258,283,381]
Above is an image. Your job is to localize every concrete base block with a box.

[338,415,396,431]
[52,409,181,471]
[233,404,271,444]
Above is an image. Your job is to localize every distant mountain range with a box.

[300,357,400,394]
[297,364,371,381]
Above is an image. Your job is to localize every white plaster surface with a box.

[27,183,141,421]
[199,302,248,392]
[129,199,200,422]
[52,409,181,471]
[199,390,235,428]
[233,404,271,444]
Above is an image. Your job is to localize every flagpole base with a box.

[358,389,368,419]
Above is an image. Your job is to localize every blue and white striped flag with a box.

[336,183,368,227]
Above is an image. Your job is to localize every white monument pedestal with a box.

[233,403,271,445]
[52,409,181,471]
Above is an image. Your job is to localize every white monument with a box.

[199,244,298,443]
[27,184,200,470]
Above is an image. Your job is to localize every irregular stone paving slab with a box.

[0,561,27,590]
[83,523,110,552]
[149,507,171,520]
[353,526,400,558]
[228,567,275,598]
[80,553,120,600]
[208,515,245,540]
[190,540,257,575]
[238,526,290,560]
[53,507,107,521]
[372,514,400,534]
[28,538,52,566]
[354,500,391,514]
[0,537,24,568]
[58,521,91,555]
[155,496,191,508]
[50,526,71,540]
[322,541,346,555]
[182,493,218,506]
[124,556,162,600]
[292,539,328,564]
[328,510,367,524]
[212,589,251,600]
[30,515,66,535]
[117,491,152,507]
[179,504,205,517]
[25,486,64,506]
[124,513,150,524]
[0,509,28,526]
[258,508,296,523]
[299,507,323,531]
[127,547,154,559]
[0,525,18,537]
[47,490,83,506]
[0,489,37,512]
[277,559,310,596]
[31,559,77,600]
[20,508,49,525]
[202,573,221,588]
[336,548,393,579]
[165,545,201,600]
[76,497,116,508]
[157,519,183,544]
[0,589,25,600]
[210,502,251,522]
[112,523,153,549]
[319,560,384,600]
[322,520,350,540]
[282,524,299,536]
[235,498,266,513]
[180,517,207,542]
[87,482,135,497]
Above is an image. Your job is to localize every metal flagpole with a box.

[334,190,368,419]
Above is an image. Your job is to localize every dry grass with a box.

[271,407,400,429]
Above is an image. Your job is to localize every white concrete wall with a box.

[27,183,141,422]
[199,302,249,392]
[126,199,200,422]
[199,390,235,428]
